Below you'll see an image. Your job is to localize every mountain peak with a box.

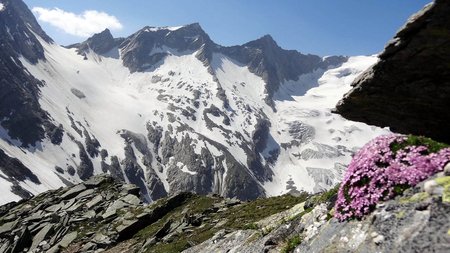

[67,28,120,55]
[99,28,112,35]
[260,34,275,41]
[244,34,279,50]
[120,22,213,72]
[1,0,52,44]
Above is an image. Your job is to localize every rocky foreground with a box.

[0,171,449,253]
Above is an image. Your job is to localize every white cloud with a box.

[32,7,123,37]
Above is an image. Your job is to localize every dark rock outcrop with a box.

[221,35,347,104]
[336,0,450,144]
[67,28,124,56]
[0,149,40,184]
[120,23,213,73]
[0,0,58,146]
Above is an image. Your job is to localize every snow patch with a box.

[177,162,197,175]
[144,26,183,32]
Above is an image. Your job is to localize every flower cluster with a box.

[334,134,450,221]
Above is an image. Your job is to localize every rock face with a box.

[336,0,450,144]
[221,35,347,105]
[294,173,450,253]
[67,29,123,56]
[0,0,58,146]
[0,149,40,199]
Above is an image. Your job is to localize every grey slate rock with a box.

[30,224,53,251]
[60,184,87,200]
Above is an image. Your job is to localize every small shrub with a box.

[335,134,450,221]
[281,235,303,253]
[242,223,259,230]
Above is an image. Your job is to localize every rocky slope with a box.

[0,0,389,204]
[1,167,449,253]
[0,174,310,253]
[336,0,450,144]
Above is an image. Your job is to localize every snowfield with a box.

[0,35,390,204]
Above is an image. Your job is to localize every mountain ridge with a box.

[0,0,388,204]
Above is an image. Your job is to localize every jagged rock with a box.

[86,195,103,209]
[59,231,77,248]
[84,174,114,188]
[102,201,124,220]
[80,242,97,251]
[30,224,53,251]
[120,194,141,206]
[68,28,122,56]
[60,184,87,200]
[121,184,141,197]
[92,233,112,247]
[295,174,450,253]
[11,227,32,253]
[0,221,17,235]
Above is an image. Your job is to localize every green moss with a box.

[281,235,303,253]
[393,184,410,195]
[186,196,220,214]
[435,177,450,203]
[223,193,309,230]
[435,176,450,186]
[242,223,259,230]
[395,210,406,219]
[316,184,339,204]
[399,192,429,204]
[150,239,192,253]
[391,135,449,154]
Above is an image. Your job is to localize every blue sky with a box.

[23,0,431,56]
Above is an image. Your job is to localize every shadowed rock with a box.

[336,0,450,143]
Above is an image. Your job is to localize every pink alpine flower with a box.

[334,134,450,221]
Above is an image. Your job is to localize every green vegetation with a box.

[391,135,449,153]
[222,193,309,229]
[136,193,310,253]
[100,186,342,253]
[242,223,259,230]
[435,176,450,203]
[281,235,303,253]
[399,192,429,204]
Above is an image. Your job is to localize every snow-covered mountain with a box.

[0,0,390,204]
